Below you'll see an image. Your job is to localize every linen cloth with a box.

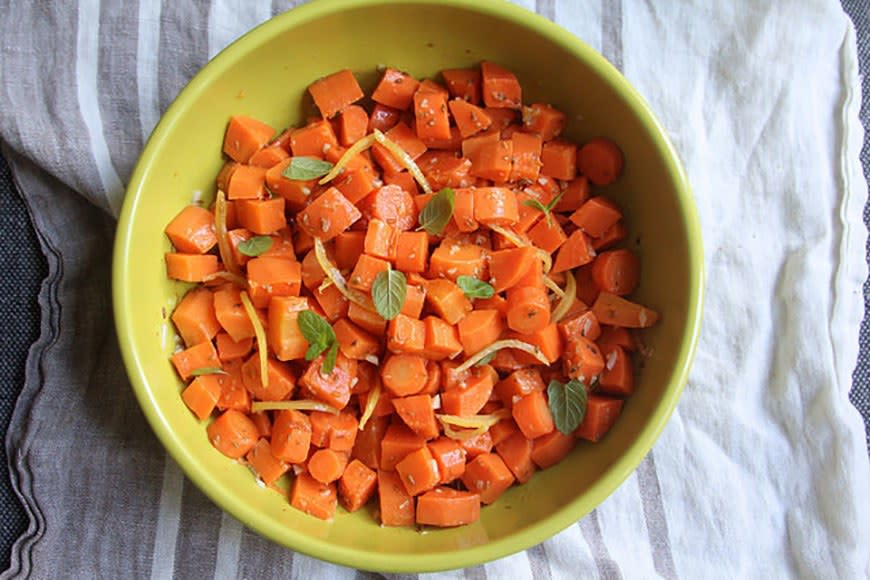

[1,0,869,578]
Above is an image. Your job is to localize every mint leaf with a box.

[417,187,455,235]
[282,156,334,180]
[547,379,588,434]
[297,310,337,362]
[372,268,407,320]
[237,235,273,257]
[322,342,339,375]
[456,275,495,299]
[523,191,564,227]
[190,367,226,377]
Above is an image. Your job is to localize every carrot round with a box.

[506,285,551,334]
[578,137,624,185]
[308,448,349,484]
[416,487,481,527]
[381,354,428,397]
[591,249,640,296]
[206,409,259,459]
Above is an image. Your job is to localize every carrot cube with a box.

[181,375,221,420]
[165,205,217,254]
[461,453,515,504]
[308,69,364,119]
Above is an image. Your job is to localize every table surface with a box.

[0,2,868,573]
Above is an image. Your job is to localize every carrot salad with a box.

[163,62,659,527]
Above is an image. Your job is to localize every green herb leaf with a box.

[282,156,335,181]
[523,191,564,227]
[372,268,407,320]
[547,379,588,434]
[456,275,495,299]
[416,187,455,235]
[190,367,226,376]
[237,235,273,257]
[475,352,497,367]
[297,310,337,362]
[322,342,339,375]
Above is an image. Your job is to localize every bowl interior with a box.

[114,0,702,572]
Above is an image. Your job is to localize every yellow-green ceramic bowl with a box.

[113,0,703,572]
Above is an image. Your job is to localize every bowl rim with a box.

[113,0,704,572]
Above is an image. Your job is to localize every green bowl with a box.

[113,0,703,573]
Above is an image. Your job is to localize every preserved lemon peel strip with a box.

[551,270,577,323]
[488,224,552,273]
[201,271,247,287]
[437,410,510,441]
[239,290,268,388]
[251,400,339,414]
[372,128,433,193]
[358,379,381,431]
[455,339,549,373]
[542,276,565,298]
[313,237,371,308]
[214,190,240,276]
[318,133,377,185]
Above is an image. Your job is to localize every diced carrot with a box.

[352,415,389,469]
[392,394,439,440]
[170,340,220,382]
[308,69,364,119]
[347,302,387,336]
[223,115,275,163]
[165,205,217,254]
[461,452,515,504]
[416,487,481,527]
[591,291,659,328]
[299,246,327,291]
[527,216,567,254]
[450,187,478,232]
[246,438,289,486]
[387,314,426,355]
[530,430,576,470]
[494,368,546,409]
[345,254,388,293]
[226,164,267,200]
[400,284,426,319]
[558,310,601,343]
[380,423,427,471]
[384,170,420,195]
[448,98,492,138]
[494,431,536,483]
[441,369,495,417]
[395,231,428,273]
[334,231,366,270]
[569,196,623,238]
[313,284,349,322]
[165,253,219,282]
[396,445,440,496]
[240,354,297,401]
[480,62,522,109]
[297,187,361,242]
[457,309,504,357]
[337,104,369,146]
[246,257,301,309]
[506,285,550,335]
[562,334,604,383]
[417,151,473,189]
[441,68,481,104]
[339,459,378,512]
[509,131,543,182]
[360,183,418,231]
[552,229,596,273]
[429,240,488,281]
[171,287,221,348]
[414,90,451,141]
[539,139,577,180]
[264,159,316,210]
[378,469,415,526]
[181,375,222,420]
[371,122,427,177]
[248,145,290,169]
[591,249,640,296]
[309,410,359,451]
[473,186,518,225]
[381,353,428,397]
[369,102,403,133]
[250,411,271,438]
[333,318,380,360]
[364,218,400,261]
[598,325,636,351]
[300,351,356,409]
[290,120,339,157]
[372,67,421,111]
[216,362,251,412]
[521,103,566,141]
[425,279,472,325]
[470,140,513,182]
[599,344,634,396]
[429,439,467,487]
[488,246,536,292]
[461,129,500,159]
[207,409,259,459]
[216,161,238,192]
[573,395,623,442]
[592,220,627,251]
[290,472,337,520]
[460,430,493,458]
[235,198,287,235]
[509,322,562,364]
[422,316,463,360]
[267,295,310,361]
[512,390,555,440]
[308,448,349,484]
[578,137,624,185]
[574,264,601,306]
[335,164,379,205]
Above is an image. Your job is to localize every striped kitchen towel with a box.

[1,0,868,578]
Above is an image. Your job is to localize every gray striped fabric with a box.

[1,0,869,578]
